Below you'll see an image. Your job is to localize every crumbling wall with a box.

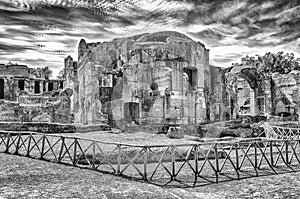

[0,88,74,124]
[0,100,20,122]
[0,122,76,133]
[0,64,29,77]
[272,71,300,117]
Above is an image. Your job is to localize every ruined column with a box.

[45,81,49,92]
[250,88,258,116]
[53,81,58,90]
[264,79,272,115]
[29,80,33,94]
[39,81,43,93]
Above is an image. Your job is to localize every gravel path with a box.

[1,153,300,199]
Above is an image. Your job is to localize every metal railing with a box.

[1,131,300,187]
[263,124,300,140]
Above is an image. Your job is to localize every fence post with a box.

[26,133,32,157]
[254,141,258,171]
[117,144,121,175]
[58,137,65,163]
[15,133,21,155]
[92,140,95,169]
[214,144,219,183]
[270,141,274,166]
[171,145,176,181]
[251,141,258,176]
[40,134,46,159]
[235,143,240,179]
[143,146,148,181]
[73,138,77,166]
[194,145,199,186]
[285,141,289,165]
[5,132,11,153]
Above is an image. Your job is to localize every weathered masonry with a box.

[225,65,300,120]
[0,64,63,102]
[0,63,73,124]
[61,31,300,126]
[67,31,223,125]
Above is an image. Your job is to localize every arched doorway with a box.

[226,65,267,119]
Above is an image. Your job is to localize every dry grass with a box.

[61,131,200,146]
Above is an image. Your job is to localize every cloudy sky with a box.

[0,0,299,77]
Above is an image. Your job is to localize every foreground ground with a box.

[1,153,300,199]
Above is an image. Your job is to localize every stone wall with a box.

[63,56,78,89]
[0,88,73,124]
[0,64,29,77]
[0,122,76,133]
[272,71,300,117]
[0,63,64,101]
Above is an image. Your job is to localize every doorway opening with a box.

[0,78,4,99]
[183,68,197,91]
[34,81,40,94]
[48,82,54,91]
[124,102,139,124]
[18,80,25,91]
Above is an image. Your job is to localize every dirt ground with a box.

[1,152,300,199]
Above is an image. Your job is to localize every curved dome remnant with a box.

[137,31,194,43]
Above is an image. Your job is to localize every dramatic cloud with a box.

[0,0,299,76]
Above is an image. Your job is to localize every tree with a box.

[43,67,53,79]
[32,67,53,79]
[57,69,65,80]
[240,52,300,77]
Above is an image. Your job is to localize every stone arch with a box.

[225,65,266,119]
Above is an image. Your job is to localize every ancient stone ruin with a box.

[0,63,73,124]
[225,64,300,121]
[1,31,299,132]
[62,31,225,128]
[59,31,300,129]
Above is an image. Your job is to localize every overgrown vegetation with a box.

[238,51,300,77]
[233,52,300,115]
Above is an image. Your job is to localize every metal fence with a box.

[264,124,300,140]
[1,130,300,187]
